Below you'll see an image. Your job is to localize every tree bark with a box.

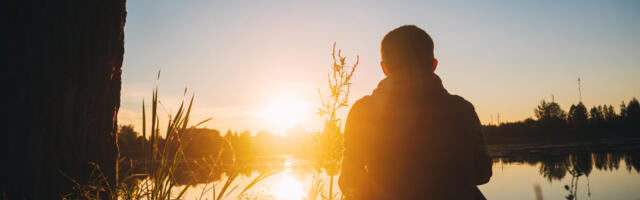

[1,1,127,198]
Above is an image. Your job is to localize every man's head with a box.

[380,25,438,76]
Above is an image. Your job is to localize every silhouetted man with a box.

[339,25,492,199]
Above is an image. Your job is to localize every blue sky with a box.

[120,0,640,134]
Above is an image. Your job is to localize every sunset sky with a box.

[119,0,640,134]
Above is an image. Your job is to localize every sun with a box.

[262,94,308,131]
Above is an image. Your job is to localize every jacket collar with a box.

[372,71,449,98]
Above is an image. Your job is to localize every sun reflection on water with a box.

[271,175,304,200]
[270,158,304,200]
[284,159,293,172]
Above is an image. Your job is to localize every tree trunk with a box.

[1,1,127,198]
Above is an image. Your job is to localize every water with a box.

[173,151,640,200]
[481,160,640,200]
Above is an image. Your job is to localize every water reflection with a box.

[129,146,640,199]
[496,151,640,181]
[493,149,640,200]
[270,157,305,200]
[168,150,640,186]
[271,174,304,200]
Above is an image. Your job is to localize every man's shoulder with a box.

[348,95,387,118]
[345,96,377,126]
[444,94,478,117]
[350,95,374,111]
[447,94,475,109]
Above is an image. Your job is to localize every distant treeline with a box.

[483,98,640,144]
[117,124,336,163]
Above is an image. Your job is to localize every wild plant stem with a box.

[329,175,334,200]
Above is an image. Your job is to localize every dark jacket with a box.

[338,72,492,200]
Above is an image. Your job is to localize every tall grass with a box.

[314,43,359,200]
[63,73,273,200]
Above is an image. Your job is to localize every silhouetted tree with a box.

[625,98,640,122]
[589,106,606,127]
[2,1,126,198]
[118,125,139,147]
[181,128,224,160]
[535,100,567,120]
[603,105,617,122]
[620,101,628,118]
[567,102,588,132]
[618,98,640,133]
[534,99,567,132]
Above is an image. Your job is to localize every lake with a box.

[168,140,640,200]
[481,159,640,200]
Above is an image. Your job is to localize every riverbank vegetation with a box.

[484,98,640,144]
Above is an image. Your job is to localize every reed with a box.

[63,72,272,200]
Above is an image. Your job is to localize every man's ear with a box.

[381,61,389,76]
[432,58,438,72]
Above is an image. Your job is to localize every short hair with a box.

[381,25,434,74]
